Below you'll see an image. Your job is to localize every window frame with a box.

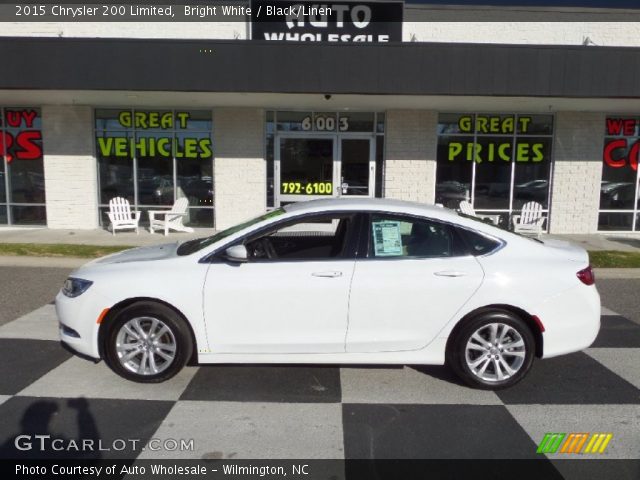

[0,107,46,226]
[208,211,364,264]
[94,108,214,228]
[360,212,471,261]
[435,112,555,231]
[598,114,640,232]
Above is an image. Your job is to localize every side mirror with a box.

[223,245,248,263]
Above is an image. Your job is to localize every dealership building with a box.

[1,1,640,233]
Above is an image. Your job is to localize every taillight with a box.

[577,266,595,286]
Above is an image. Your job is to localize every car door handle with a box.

[434,271,468,277]
[312,271,343,278]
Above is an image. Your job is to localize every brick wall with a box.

[384,110,437,204]
[213,108,266,230]
[42,105,99,229]
[549,112,605,234]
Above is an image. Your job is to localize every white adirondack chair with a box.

[458,201,501,226]
[513,201,547,237]
[107,197,140,235]
[458,201,476,217]
[148,197,194,236]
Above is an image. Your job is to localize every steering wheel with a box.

[260,238,278,259]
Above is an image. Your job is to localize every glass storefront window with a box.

[0,107,46,225]
[95,109,214,228]
[599,116,640,231]
[435,113,554,230]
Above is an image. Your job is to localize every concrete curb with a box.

[0,256,89,269]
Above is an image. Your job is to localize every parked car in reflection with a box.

[435,181,470,208]
[600,181,637,209]
[57,198,600,390]
[514,179,549,203]
[183,177,214,206]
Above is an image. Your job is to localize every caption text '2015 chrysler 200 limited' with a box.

[56,198,600,389]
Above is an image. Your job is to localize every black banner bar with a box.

[4,459,640,480]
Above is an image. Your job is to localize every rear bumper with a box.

[538,284,601,358]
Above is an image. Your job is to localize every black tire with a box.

[446,310,535,390]
[103,301,193,383]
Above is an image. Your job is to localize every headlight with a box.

[62,278,93,298]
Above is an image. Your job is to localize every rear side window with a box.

[456,228,503,256]
[368,214,465,258]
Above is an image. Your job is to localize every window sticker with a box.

[372,221,403,257]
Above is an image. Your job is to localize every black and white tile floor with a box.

[0,304,638,467]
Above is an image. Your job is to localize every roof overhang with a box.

[1,37,640,99]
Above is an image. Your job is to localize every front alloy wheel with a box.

[104,302,192,383]
[115,316,177,376]
[448,311,535,389]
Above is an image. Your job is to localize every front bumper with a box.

[55,288,112,359]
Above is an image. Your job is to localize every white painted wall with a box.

[384,110,437,205]
[41,106,99,229]
[549,112,605,234]
[403,22,640,46]
[0,22,245,39]
[213,108,266,230]
[2,20,639,47]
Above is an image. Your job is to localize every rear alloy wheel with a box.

[447,311,535,389]
[104,302,192,383]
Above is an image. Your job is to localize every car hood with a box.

[542,239,589,264]
[87,243,179,266]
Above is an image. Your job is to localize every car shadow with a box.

[408,364,470,387]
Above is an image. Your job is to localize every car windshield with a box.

[176,208,286,256]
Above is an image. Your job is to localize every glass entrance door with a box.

[339,137,374,197]
[276,136,337,204]
[275,135,375,206]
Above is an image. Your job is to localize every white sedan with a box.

[56,198,600,389]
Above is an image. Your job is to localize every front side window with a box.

[368,214,461,259]
[244,213,355,262]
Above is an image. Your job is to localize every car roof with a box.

[283,198,464,222]
[284,197,446,215]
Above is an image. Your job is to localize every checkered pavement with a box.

[0,304,638,469]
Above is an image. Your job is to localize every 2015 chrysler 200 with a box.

[56,198,600,389]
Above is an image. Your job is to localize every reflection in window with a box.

[435,135,472,210]
[0,107,46,225]
[96,109,213,228]
[136,132,174,206]
[245,214,353,261]
[435,113,553,230]
[97,132,134,205]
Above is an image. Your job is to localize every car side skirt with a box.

[197,338,448,365]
